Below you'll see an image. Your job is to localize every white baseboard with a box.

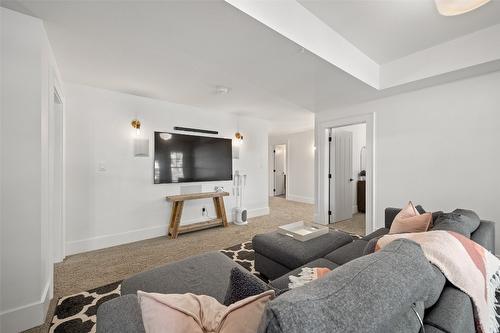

[1,281,51,333]
[65,224,168,255]
[247,207,270,218]
[286,194,314,204]
[66,207,270,255]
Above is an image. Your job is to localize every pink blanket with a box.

[376,230,500,333]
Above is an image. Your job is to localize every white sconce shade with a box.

[232,144,240,160]
[134,138,149,157]
[435,0,490,16]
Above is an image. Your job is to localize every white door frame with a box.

[271,143,289,199]
[49,76,66,263]
[315,113,375,234]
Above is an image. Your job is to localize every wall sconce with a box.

[234,131,243,142]
[131,118,149,157]
[131,119,141,136]
[232,132,243,160]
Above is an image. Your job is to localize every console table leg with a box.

[169,201,184,239]
[216,197,228,227]
[213,197,221,219]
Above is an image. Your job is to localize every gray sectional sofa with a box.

[97,207,496,332]
[255,206,495,288]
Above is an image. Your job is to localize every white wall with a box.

[1,8,62,332]
[332,124,366,213]
[269,130,315,204]
[316,71,500,251]
[64,83,270,255]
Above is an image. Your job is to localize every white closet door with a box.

[330,130,353,222]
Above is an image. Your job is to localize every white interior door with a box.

[273,145,286,196]
[330,130,353,222]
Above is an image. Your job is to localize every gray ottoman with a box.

[252,231,352,280]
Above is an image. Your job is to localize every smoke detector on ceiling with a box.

[215,86,231,95]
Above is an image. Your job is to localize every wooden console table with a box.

[166,191,229,239]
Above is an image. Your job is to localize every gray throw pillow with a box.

[224,267,270,305]
[432,209,480,238]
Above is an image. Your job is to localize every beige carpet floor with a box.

[26,197,365,332]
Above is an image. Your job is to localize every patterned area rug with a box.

[219,241,263,279]
[49,242,257,332]
[49,281,121,333]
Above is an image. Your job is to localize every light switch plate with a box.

[98,162,106,172]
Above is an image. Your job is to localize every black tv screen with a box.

[154,132,233,184]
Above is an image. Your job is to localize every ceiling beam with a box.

[381,23,500,89]
[225,0,380,89]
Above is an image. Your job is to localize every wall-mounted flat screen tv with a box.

[154,132,233,184]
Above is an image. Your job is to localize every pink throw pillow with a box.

[389,201,432,234]
[137,290,275,333]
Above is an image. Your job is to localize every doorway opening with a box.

[273,144,287,198]
[329,123,366,236]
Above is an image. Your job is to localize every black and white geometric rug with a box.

[219,241,263,279]
[49,281,121,333]
[49,242,257,333]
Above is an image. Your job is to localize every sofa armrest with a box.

[471,221,495,254]
[385,208,401,229]
[97,294,145,333]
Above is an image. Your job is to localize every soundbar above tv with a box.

[154,132,233,184]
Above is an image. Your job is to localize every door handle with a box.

[349,178,354,182]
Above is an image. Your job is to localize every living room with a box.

[2,1,500,332]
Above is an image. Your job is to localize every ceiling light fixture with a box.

[159,133,172,141]
[435,0,490,16]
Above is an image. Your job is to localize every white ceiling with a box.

[298,0,500,64]
[3,0,500,134]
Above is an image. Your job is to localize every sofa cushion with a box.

[471,221,495,253]
[324,239,368,265]
[432,209,480,238]
[254,252,291,281]
[423,286,475,333]
[224,267,270,305]
[415,205,426,214]
[259,239,435,333]
[121,252,253,303]
[362,228,389,241]
[252,231,352,270]
[269,258,339,291]
[96,294,145,333]
[425,265,446,309]
[423,325,446,333]
[363,237,379,255]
